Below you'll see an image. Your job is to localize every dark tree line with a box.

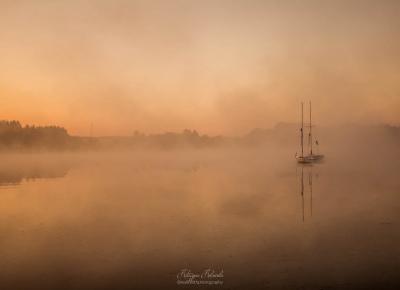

[0,120,398,151]
[0,120,70,150]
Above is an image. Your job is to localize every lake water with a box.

[0,149,399,290]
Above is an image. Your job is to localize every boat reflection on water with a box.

[298,164,318,222]
[0,157,70,186]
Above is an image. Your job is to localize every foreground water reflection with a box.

[0,150,399,290]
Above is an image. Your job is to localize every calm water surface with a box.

[0,149,399,290]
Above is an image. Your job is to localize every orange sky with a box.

[0,0,399,136]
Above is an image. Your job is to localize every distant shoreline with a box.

[0,120,399,151]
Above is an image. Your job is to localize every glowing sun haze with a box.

[0,0,399,136]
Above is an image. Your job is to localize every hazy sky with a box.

[1,0,399,136]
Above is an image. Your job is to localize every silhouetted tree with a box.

[0,120,70,150]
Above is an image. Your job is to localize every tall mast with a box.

[309,101,313,155]
[301,102,304,157]
[90,122,93,138]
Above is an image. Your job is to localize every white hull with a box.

[306,154,324,162]
[296,156,313,164]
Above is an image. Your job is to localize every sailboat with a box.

[296,101,324,163]
[306,101,324,162]
[296,102,313,164]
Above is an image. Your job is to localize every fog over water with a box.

[0,1,400,288]
[0,126,399,289]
